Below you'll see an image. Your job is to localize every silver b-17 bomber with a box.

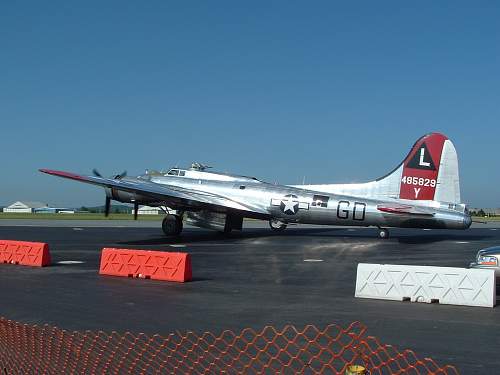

[40,132,472,239]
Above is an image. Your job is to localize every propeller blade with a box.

[133,202,138,220]
[104,196,111,217]
[93,169,126,179]
[114,171,127,180]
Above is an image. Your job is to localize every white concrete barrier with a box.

[355,263,496,308]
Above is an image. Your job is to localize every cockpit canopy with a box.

[166,168,186,177]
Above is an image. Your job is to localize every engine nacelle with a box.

[184,211,243,232]
[105,184,155,206]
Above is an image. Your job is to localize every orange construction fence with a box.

[99,248,192,282]
[0,317,458,374]
[0,240,51,267]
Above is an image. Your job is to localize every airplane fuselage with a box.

[145,174,470,230]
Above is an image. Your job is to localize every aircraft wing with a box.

[39,169,268,215]
[377,203,435,216]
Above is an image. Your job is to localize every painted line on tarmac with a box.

[455,241,470,244]
[57,261,85,265]
[170,244,187,248]
[0,224,135,228]
[303,259,324,262]
[72,228,84,231]
[423,229,432,231]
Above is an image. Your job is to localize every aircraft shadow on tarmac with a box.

[118,227,492,246]
[118,227,346,246]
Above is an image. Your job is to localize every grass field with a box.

[0,213,164,221]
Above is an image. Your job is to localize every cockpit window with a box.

[166,169,186,176]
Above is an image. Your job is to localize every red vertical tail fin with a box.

[399,133,447,201]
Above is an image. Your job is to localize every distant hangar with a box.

[2,201,75,214]
[132,205,164,215]
[3,201,48,213]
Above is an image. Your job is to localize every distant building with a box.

[2,201,75,214]
[3,201,48,213]
[132,205,165,215]
[34,207,75,214]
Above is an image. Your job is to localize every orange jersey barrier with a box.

[99,248,192,282]
[0,318,458,374]
[0,240,51,267]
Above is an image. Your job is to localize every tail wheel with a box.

[162,214,183,236]
[378,228,389,239]
[269,219,287,232]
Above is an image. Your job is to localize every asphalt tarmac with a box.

[1,220,499,373]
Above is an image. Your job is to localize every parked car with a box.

[469,246,500,277]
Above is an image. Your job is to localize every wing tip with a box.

[38,169,85,181]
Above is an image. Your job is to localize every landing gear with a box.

[162,214,183,236]
[269,219,287,232]
[378,228,389,239]
[218,225,232,235]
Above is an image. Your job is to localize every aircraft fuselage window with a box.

[312,195,329,208]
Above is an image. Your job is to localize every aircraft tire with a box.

[162,214,183,236]
[378,228,389,239]
[269,219,287,232]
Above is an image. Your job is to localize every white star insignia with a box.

[282,195,298,214]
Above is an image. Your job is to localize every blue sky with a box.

[1,2,499,207]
